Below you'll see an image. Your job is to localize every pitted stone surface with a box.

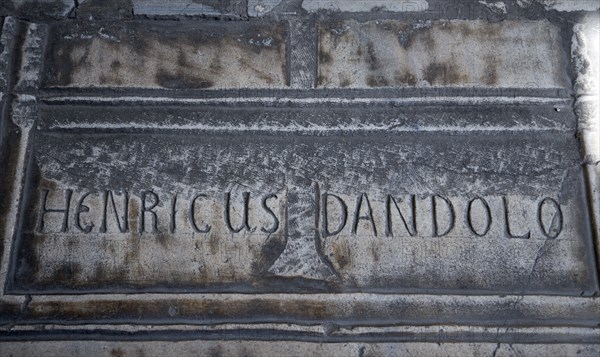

[0,1,599,351]
[248,0,283,17]
[43,21,287,89]
[5,101,596,295]
[535,0,600,12]
[317,19,569,88]
[133,0,244,17]
[302,0,429,13]
[0,0,74,19]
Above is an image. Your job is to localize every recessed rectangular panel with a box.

[6,102,598,295]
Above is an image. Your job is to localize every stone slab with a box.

[0,5,599,350]
[75,0,133,20]
[133,0,244,17]
[247,0,282,17]
[535,0,600,12]
[0,0,74,19]
[302,0,429,13]
[1,341,600,356]
[318,19,570,88]
[43,21,287,89]
[3,98,597,296]
[0,17,17,91]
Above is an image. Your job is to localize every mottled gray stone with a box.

[3,100,595,295]
[248,0,282,17]
[133,0,244,17]
[0,0,74,19]
[0,3,599,351]
[2,341,600,356]
[43,21,287,89]
[302,0,429,12]
[318,19,569,88]
[535,0,600,12]
[14,22,47,91]
[0,17,18,91]
[76,0,132,20]
[572,14,600,275]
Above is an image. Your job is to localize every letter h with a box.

[37,189,73,233]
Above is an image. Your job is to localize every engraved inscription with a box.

[9,109,596,295]
[36,188,563,240]
[319,192,563,239]
[36,189,284,235]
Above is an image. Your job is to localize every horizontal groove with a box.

[42,96,570,106]
[44,123,571,134]
[0,327,598,344]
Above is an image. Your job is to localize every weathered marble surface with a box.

[44,21,287,89]
[318,19,568,88]
[0,0,598,354]
[6,101,595,295]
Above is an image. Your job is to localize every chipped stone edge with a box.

[538,0,600,13]
[14,22,47,91]
[0,17,18,91]
[0,324,599,344]
[0,341,599,356]
[132,0,244,19]
[0,294,598,328]
[301,0,429,13]
[0,95,36,308]
[572,18,600,276]
[247,0,283,17]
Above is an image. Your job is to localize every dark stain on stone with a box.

[339,76,352,87]
[371,245,379,263]
[483,55,499,85]
[365,41,380,71]
[458,22,474,37]
[45,21,285,88]
[395,71,417,86]
[251,233,286,279]
[0,116,23,270]
[25,295,335,323]
[3,0,72,21]
[425,62,463,85]
[333,242,351,270]
[207,233,219,255]
[156,232,169,249]
[319,48,332,64]
[51,262,81,284]
[129,195,139,234]
[367,75,389,87]
[237,58,276,85]
[110,348,125,357]
[207,345,223,357]
[98,67,124,85]
[209,57,222,73]
[10,164,43,290]
[317,74,327,86]
[176,50,188,68]
[155,68,214,89]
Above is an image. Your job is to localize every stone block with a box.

[132,0,244,17]
[43,21,287,89]
[0,17,18,91]
[76,0,132,20]
[317,19,569,88]
[248,0,282,17]
[302,0,429,13]
[0,0,74,19]
[535,0,600,12]
[0,1,599,351]
[4,100,595,296]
